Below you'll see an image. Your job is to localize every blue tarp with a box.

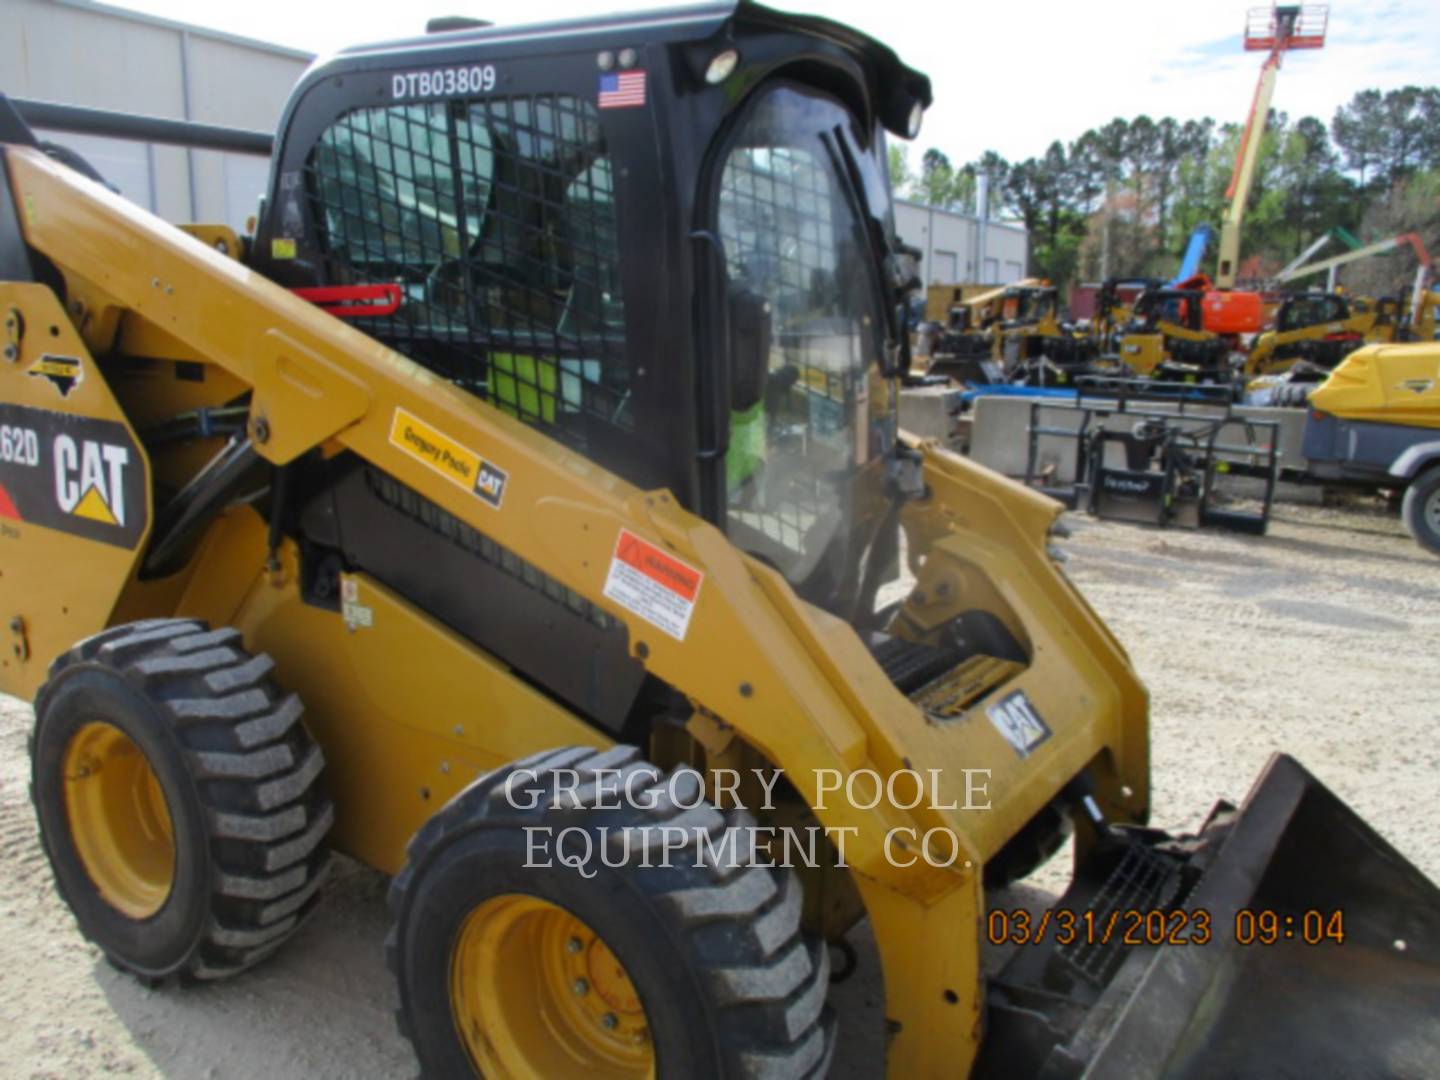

[959,384,1078,404]
[959,382,1232,405]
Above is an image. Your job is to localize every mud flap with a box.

[980,754,1440,1078]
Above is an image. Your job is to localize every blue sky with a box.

[114,0,1438,168]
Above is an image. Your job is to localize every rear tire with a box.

[31,618,333,982]
[388,746,834,1079]
[1402,466,1440,555]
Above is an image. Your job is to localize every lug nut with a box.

[572,978,589,996]
[601,1013,618,1030]
[567,937,583,954]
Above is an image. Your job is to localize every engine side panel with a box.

[0,283,151,698]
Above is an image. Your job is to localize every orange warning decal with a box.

[614,530,702,601]
[603,528,704,640]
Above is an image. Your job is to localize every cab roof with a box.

[322,1,931,134]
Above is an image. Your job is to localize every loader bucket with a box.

[982,754,1440,1078]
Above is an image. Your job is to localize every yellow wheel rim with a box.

[62,721,176,919]
[450,894,655,1079]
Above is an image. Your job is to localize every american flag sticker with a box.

[598,70,647,109]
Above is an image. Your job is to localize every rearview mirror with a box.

[884,247,922,296]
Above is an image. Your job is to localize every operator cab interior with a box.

[1277,292,1349,331]
[258,1,931,623]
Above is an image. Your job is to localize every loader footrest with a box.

[1055,842,1185,986]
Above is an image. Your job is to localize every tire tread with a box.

[31,619,332,984]
[388,746,833,1078]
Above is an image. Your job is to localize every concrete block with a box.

[898,384,963,443]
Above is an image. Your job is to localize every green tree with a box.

[950,164,978,215]
[1332,89,1387,186]
[906,83,1436,289]
[1379,87,1433,183]
[888,143,912,197]
[913,148,975,210]
[918,148,953,206]
[1123,115,1159,229]
[1002,159,1045,249]
[1283,116,1357,256]
[1066,130,1107,217]
[1420,89,1440,170]
[973,151,1010,216]
[1344,168,1440,297]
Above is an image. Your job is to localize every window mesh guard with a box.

[718,141,858,562]
[306,95,631,449]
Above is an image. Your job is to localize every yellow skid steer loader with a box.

[0,3,1436,1076]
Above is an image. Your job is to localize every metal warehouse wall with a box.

[894,199,1029,286]
[0,0,312,230]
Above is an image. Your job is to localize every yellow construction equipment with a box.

[1,4,1437,1077]
[1109,275,1251,383]
[933,279,1044,357]
[923,281,1001,324]
[1304,341,1440,552]
[988,283,1099,385]
[1250,232,1436,379]
[1246,291,1405,378]
[931,280,1097,385]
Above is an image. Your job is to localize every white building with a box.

[894,198,1029,286]
[1,0,312,230]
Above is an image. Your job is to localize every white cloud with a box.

[111,0,1437,166]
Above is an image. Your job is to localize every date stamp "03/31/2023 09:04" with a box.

[987,907,1349,948]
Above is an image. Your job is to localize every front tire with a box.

[1402,466,1440,555]
[388,746,834,1078]
[31,618,333,982]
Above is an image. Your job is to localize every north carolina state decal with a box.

[28,354,84,398]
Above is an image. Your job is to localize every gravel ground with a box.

[1,496,1435,1079]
